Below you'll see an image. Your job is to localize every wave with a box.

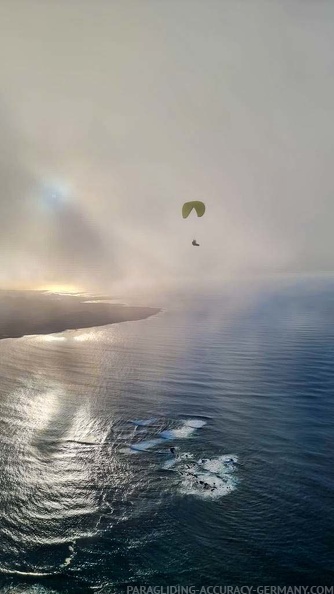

[0,541,77,578]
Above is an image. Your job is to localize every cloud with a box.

[0,0,333,294]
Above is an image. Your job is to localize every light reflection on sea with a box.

[0,278,334,591]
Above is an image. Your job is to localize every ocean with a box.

[0,277,334,592]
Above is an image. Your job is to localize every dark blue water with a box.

[0,277,334,592]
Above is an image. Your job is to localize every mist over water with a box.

[0,277,333,592]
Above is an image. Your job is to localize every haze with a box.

[0,0,333,296]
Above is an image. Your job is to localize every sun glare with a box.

[39,283,83,294]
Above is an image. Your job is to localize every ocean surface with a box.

[0,277,334,592]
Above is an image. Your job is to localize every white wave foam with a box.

[0,566,59,577]
[180,452,193,460]
[128,418,157,427]
[160,426,196,440]
[179,470,237,499]
[198,454,238,475]
[160,418,206,440]
[62,540,76,567]
[1,540,78,576]
[161,449,193,469]
[184,419,207,429]
[162,457,178,469]
[129,438,163,451]
[174,452,239,499]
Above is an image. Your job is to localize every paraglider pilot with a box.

[182,201,205,247]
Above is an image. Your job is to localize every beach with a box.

[0,291,160,339]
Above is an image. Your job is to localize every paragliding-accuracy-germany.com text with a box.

[127,587,333,594]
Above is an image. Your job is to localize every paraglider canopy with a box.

[182,201,205,219]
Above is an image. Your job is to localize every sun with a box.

[38,283,83,294]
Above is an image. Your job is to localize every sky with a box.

[0,0,333,296]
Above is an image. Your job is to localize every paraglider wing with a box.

[182,201,206,219]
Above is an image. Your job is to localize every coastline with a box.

[0,291,160,339]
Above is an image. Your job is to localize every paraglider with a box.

[182,201,205,246]
[182,201,205,219]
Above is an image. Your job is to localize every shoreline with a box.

[0,291,160,340]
